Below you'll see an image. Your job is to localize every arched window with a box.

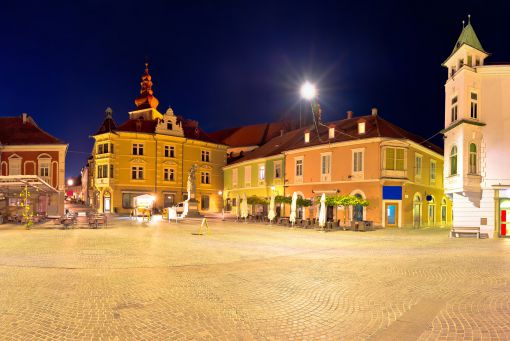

[427,195,436,226]
[469,143,477,174]
[353,193,364,221]
[450,146,458,175]
[441,198,448,225]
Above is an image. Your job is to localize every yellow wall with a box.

[92,131,227,214]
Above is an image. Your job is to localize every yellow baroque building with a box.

[91,65,227,214]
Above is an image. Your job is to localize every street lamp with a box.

[300,81,317,101]
[67,179,74,186]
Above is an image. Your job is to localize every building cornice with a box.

[442,119,486,134]
[223,154,283,170]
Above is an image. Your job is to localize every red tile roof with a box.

[230,114,442,164]
[0,115,65,145]
[210,120,293,147]
[284,115,443,154]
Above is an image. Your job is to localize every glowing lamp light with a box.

[300,81,317,100]
[218,190,223,196]
[67,179,74,186]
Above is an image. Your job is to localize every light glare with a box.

[300,82,317,100]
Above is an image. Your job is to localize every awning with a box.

[0,175,58,195]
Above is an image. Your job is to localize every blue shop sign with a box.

[383,186,402,200]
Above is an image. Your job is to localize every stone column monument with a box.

[185,164,202,218]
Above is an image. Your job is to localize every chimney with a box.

[22,113,28,124]
[347,111,353,119]
[371,107,378,116]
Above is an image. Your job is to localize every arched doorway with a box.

[413,193,422,228]
[353,193,364,221]
[103,191,111,213]
[441,198,448,225]
[427,195,435,227]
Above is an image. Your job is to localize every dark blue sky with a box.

[2,0,509,177]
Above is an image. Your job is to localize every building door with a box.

[353,194,364,221]
[413,194,422,228]
[500,199,510,237]
[385,203,398,227]
[103,192,111,213]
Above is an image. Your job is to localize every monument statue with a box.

[186,164,198,200]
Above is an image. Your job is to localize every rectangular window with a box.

[167,122,173,130]
[98,165,103,178]
[451,96,458,122]
[131,166,143,180]
[103,143,109,154]
[274,161,282,179]
[296,159,303,177]
[258,165,265,180]
[467,55,472,67]
[430,161,436,183]
[415,155,422,177]
[470,92,478,119]
[164,168,175,181]
[385,147,405,171]
[103,164,108,178]
[201,150,210,162]
[232,169,238,187]
[201,195,210,210]
[201,172,210,184]
[321,154,331,175]
[39,163,50,177]
[244,166,251,186]
[110,165,114,178]
[122,193,144,209]
[164,146,175,158]
[132,144,144,155]
[353,151,363,172]
[110,143,114,154]
[98,144,103,154]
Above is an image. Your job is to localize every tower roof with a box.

[134,63,159,110]
[94,107,118,135]
[450,17,486,56]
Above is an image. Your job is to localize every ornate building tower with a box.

[443,17,510,238]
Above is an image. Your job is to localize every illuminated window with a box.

[385,148,405,171]
[132,144,144,155]
[328,127,335,139]
[451,96,458,122]
[469,143,477,174]
[470,92,478,119]
[164,146,175,157]
[258,165,265,181]
[304,132,310,143]
[450,146,458,175]
[201,172,210,184]
[358,122,366,134]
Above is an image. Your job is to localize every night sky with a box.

[2,0,510,177]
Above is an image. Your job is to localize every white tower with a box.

[442,16,491,235]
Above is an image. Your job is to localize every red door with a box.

[501,210,508,236]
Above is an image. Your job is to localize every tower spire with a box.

[134,62,159,110]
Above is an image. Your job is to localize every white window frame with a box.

[415,154,422,179]
[352,149,364,174]
[201,150,210,162]
[274,160,282,179]
[8,156,21,176]
[232,168,238,188]
[470,91,478,120]
[164,168,175,181]
[320,152,331,182]
[258,163,265,185]
[132,143,144,156]
[244,166,251,187]
[295,157,303,183]
[430,160,437,184]
[131,166,144,180]
[358,122,366,134]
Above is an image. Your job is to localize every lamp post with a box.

[218,190,224,220]
[300,81,321,124]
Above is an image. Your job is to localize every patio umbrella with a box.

[241,193,249,221]
[268,192,276,224]
[319,193,327,228]
[289,192,297,227]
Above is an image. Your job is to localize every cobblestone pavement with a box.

[1,218,510,340]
